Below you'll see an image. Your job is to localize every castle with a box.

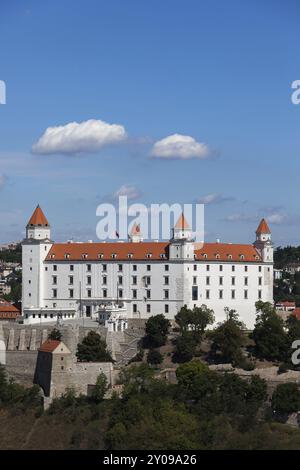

[22,206,274,329]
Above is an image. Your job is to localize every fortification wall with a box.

[50,361,114,398]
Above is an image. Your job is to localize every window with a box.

[112,254,117,259]
[231,290,235,299]
[87,289,91,298]
[98,253,104,259]
[118,264,123,272]
[192,286,198,301]
[258,277,262,286]
[164,276,169,285]
[193,265,197,271]
[165,265,169,271]
[231,277,235,286]
[193,276,197,285]
[145,276,151,286]
[87,264,91,272]
[53,265,57,271]
[118,276,123,285]
[87,276,91,285]
[147,265,151,271]
[132,289,137,299]
[164,290,169,299]
[70,265,74,271]
[258,290,262,299]
[52,276,57,285]
[219,290,223,299]
[232,265,235,272]
[244,266,248,272]
[133,265,137,271]
[259,266,262,272]
[165,304,169,314]
[146,289,151,299]
[102,276,107,285]
[118,289,123,298]
[244,277,248,286]
[86,306,91,317]
[133,304,137,313]
[103,289,107,298]
[52,289,57,298]
[69,276,74,285]
[206,290,210,299]
[219,276,223,285]
[147,304,151,313]
[69,289,74,298]
[128,253,133,259]
[102,264,107,272]
[244,290,248,299]
[206,276,210,285]
[206,265,210,271]
[132,276,137,285]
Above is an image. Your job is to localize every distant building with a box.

[0,301,21,322]
[274,269,283,280]
[275,301,296,312]
[22,205,274,329]
[285,263,300,275]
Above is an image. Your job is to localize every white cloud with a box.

[198,193,233,205]
[32,119,127,155]
[102,184,142,203]
[113,184,142,201]
[150,134,211,159]
[266,213,287,224]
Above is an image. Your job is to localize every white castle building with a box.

[22,206,273,329]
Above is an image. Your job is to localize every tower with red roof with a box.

[254,218,273,263]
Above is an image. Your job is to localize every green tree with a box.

[272,383,300,415]
[173,332,197,363]
[147,349,163,365]
[252,301,288,361]
[91,372,108,403]
[76,331,113,362]
[175,305,214,340]
[210,309,245,365]
[48,328,62,341]
[144,314,170,348]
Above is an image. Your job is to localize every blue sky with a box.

[0,0,299,245]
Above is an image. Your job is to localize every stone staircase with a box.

[114,329,144,366]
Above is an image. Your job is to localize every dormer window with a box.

[160,253,166,259]
[81,254,88,259]
[255,255,259,260]
[203,254,208,259]
[98,253,104,259]
[112,253,117,259]
[240,254,245,260]
[128,253,133,259]
[64,253,70,259]
[216,254,220,259]
[146,253,152,258]
[227,254,232,260]
[50,254,55,259]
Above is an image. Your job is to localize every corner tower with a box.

[169,213,194,260]
[22,205,53,316]
[254,218,273,262]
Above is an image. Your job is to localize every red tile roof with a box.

[175,213,190,229]
[27,205,49,226]
[45,241,262,262]
[39,339,61,353]
[256,218,271,234]
[0,303,20,319]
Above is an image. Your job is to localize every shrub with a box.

[147,349,163,365]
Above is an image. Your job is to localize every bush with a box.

[147,349,163,365]
[173,333,197,363]
[272,383,300,415]
[48,328,62,341]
